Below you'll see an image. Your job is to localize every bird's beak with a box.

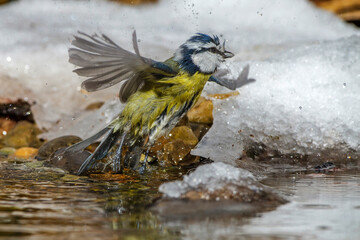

[222,50,234,59]
[221,40,234,58]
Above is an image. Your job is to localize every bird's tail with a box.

[63,126,121,175]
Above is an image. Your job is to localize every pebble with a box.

[14,147,38,159]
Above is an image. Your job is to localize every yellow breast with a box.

[113,71,211,143]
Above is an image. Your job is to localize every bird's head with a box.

[174,33,234,75]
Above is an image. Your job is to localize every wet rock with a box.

[2,121,42,148]
[0,99,34,122]
[60,174,82,181]
[45,147,90,174]
[84,101,104,111]
[36,135,82,160]
[187,97,214,124]
[208,91,239,100]
[0,147,16,156]
[189,122,211,141]
[151,126,199,166]
[159,162,286,204]
[310,0,360,22]
[14,147,38,159]
[0,117,16,140]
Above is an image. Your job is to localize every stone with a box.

[2,121,42,148]
[0,99,34,122]
[36,135,82,160]
[84,101,104,111]
[208,91,239,99]
[45,147,91,174]
[14,147,38,159]
[310,0,360,22]
[0,117,16,140]
[151,126,199,166]
[0,147,16,156]
[186,97,214,124]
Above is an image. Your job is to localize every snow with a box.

[193,36,360,163]
[0,0,359,160]
[159,162,256,198]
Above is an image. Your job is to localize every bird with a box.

[63,31,252,175]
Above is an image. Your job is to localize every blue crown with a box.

[188,33,220,45]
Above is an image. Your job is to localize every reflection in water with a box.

[237,172,360,240]
[0,157,359,240]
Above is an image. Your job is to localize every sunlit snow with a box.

[159,162,257,198]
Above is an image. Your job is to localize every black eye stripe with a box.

[209,47,221,54]
[196,47,222,54]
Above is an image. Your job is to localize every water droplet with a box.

[343,83,347,88]
[2,131,7,136]
[6,56,11,62]
[299,106,302,110]
[72,117,76,120]
[24,64,30,74]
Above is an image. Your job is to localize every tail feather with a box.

[65,127,112,153]
[77,128,121,175]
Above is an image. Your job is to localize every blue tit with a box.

[63,31,251,175]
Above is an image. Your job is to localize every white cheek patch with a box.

[192,51,220,73]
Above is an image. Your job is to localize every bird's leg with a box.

[113,132,126,174]
[139,148,149,174]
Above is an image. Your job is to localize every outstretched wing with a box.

[69,31,178,103]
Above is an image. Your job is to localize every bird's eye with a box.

[209,47,217,53]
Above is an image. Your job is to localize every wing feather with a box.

[82,71,135,92]
[69,31,151,92]
[119,75,144,103]
[69,31,178,102]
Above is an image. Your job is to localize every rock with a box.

[189,122,211,141]
[151,126,199,166]
[2,121,42,148]
[208,91,239,100]
[36,135,82,160]
[84,101,104,111]
[187,97,214,124]
[0,99,34,122]
[159,162,286,204]
[0,147,16,156]
[14,147,38,159]
[45,147,90,174]
[0,117,16,140]
[310,0,360,22]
